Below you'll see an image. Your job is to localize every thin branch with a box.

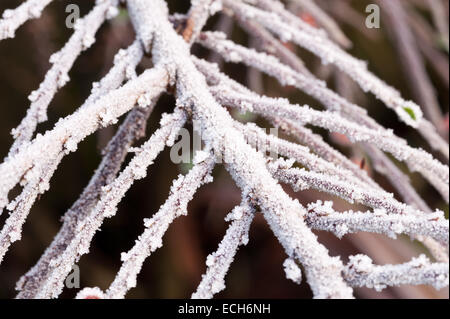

[31,107,187,298]
[16,94,154,298]
[212,87,449,202]
[343,254,449,291]
[227,0,424,128]
[305,200,449,246]
[377,0,444,136]
[8,0,120,156]
[0,0,53,41]
[192,202,255,299]
[130,0,354,298]
[106,150,215,299]
[267,157,431,217]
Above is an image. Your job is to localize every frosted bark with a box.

[343,254,449,291]
[32,108,187,298]
[306,201,449,246]
[192,202,255,299]
[128,0,353,298]
[9,0,120,156]
[0,0,53,41]
[106,151,215,299]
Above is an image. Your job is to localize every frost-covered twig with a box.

[343,254,449,291]
[0,0,52,41]
[275,120,377,188]
[106,150,215,299]
[16,100,154,298]
[182,0,221,43]
[30,107,187,298]
[305,201,449,246]
[192,202,255,299]
[267,158,431,217]
[193,57,377,189]
[8,0,120,156]
[212,88,449,201]
[130,0,353,298]
[0,64,168,214]
[227,0,426,129]
[377,0,444,137]
[237,121,378,190]
[231,12,312,76]
[198,30,449,161]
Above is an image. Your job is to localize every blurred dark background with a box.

[0,0,448,299]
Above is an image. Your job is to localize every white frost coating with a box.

[227,0,424,128]
[343,254,449,291]
[0,0,446,300]
[212,88,449,202]
[198,31,362,115]
[192,36,448,201]
[127,0,353,299]
[237,121,379,190]
[0,153,63,264]
[0,65,168,215]
[8,0,120,156]
[17,83,154,299]
[76,287,105,299]
[267,158,433,218]
[32,108,186,299]
[306,201,449,246]
[192,203,255,299]
[0,0,53,41]
[193,57,378,189]
[283,258,302,285]
[106,151,215,299]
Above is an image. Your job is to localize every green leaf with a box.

[403,106,416,121]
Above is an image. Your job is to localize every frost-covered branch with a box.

[16,98,154,298]
[237,121,378,190]
[192,202,255,299]
[30,107,187,298]
[0,64,168,214]
[198,30,449,165]
[305,201,449,246]
[343,254,449,291]
[193,57,377,189]
[267,158,432,218]
[377,0,444,137]
[106,150,215,299]
[212,87,449,202]
[8,0,120,156]
[130,0,353,298]
[227,0,424,128]
[0,0,52,41]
